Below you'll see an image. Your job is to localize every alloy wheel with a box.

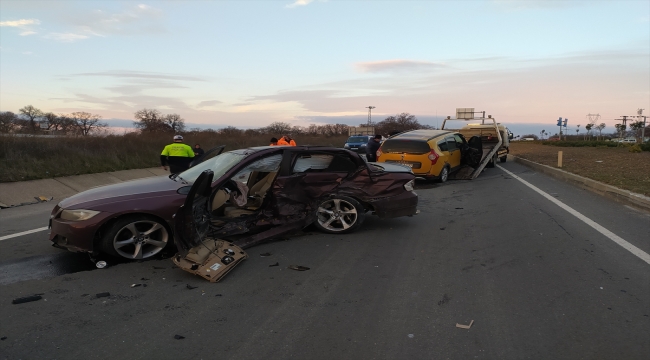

[112,220,169,259]
[317,198,358,232]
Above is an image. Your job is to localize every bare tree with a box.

[218,126,244,136]
[0,111,17,133]
[42,112,76,133]
[19,105,44,132]
[376,113,423,135]
[163,113,186,133]
[134,109,166,132]
[69,112,107,136]
[264,122,293,135]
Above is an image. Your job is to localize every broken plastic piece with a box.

[440,227,446,230]
[269,262,279,267]
[153,266,165,269]
[186,284,198,290]
[95,261,107,269]
[96,292,110,298]
[174,335,185,340]
[288,265,310,271]
[260,252,272,257]
[12,295,42,304]
[456,320,474,329]
[131,284,142,288]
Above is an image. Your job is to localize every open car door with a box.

[189,145,225,168]
[174,170,213,254]
[173,169,248,282]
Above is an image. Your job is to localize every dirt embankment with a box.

[509,142,650,196]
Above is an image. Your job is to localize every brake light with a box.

[428,149,439,165]
[376,149,382,159]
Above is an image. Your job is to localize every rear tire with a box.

[436,166,449,183]
[499,156,507,163]
[315,196,365,234]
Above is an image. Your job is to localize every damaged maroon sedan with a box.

[49,146,418,261]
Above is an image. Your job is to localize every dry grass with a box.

[0,132,348,182]
[509,142,650,196]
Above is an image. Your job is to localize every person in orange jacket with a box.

[277,136,289,145]
[285,135,297,146]
[277,135,296,146]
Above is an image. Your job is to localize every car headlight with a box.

[60,209,101,221]
[404,180,415,191]
[360,144,366,147]
[344,144,350,149]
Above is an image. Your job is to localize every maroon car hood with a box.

[58,175,183,209]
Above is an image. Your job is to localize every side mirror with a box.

[508,133,514,140]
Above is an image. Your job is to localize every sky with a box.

[1,0,648,136]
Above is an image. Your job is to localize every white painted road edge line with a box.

[0,227,49,241]
[497,165,650,265]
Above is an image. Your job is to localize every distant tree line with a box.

[0,105,107,136]
[2,105,434,138]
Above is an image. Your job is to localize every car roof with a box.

[389,129,453,141]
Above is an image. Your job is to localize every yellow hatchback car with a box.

[376,130,466,182]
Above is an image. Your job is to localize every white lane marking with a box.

[498,165,650,265]
[0,227,49,241]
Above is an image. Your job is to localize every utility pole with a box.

[365,106,375,127]
[638,109,646,143]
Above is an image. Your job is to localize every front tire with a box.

[315,196,365,234]
[500,156,507,163]
[101,215,170,260]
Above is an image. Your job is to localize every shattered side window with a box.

[234,154,282,177]
[293,154,333,173]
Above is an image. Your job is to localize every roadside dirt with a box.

[509,142,650,196]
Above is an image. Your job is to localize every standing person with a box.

[365,135,382,162]
[193,144,204,157]
[282,134,297,146]
[270,137,279,146]
[277,135,290,146]
[160,135,195,174]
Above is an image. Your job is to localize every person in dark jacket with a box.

[160,135,195,174]
[365,135,382,162]
[193,144,204,157]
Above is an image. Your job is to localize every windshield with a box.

[347,136,368,143]
[178,152,247,183]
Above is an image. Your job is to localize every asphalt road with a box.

[1,161,649,359]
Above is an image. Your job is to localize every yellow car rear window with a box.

[381,139,431,154]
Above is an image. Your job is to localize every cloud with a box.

[491,0,589,10]
[0,18,40,36]
[286,0,314,8]
[197,100,223,107]
[0,19,40,27]
[355,60,445,73]
[43,32,89,42]
[62,3,166,37]
[72,70,205,82]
